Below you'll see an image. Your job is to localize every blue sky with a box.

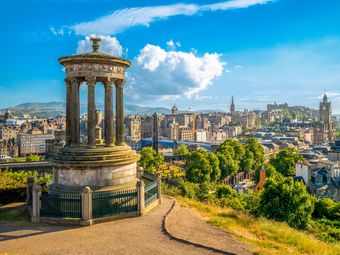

[0,0,340,113]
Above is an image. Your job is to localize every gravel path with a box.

[0,197,251,255]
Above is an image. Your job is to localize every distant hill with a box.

[0,102,171,118]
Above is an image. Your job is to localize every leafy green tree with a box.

[217,152,239,179]
[219,139,245,161]
[245,138,265,171]
[139,147,164,173]
[258,174,314,229]
[282,108,292,121]
[207,152,221,182]
[185,149,220,183]
[269,148,303,176]
[185,150,212,183]
[173,144,189,156]
[26,154,40,162]
[240,148,255,172]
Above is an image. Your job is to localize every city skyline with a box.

[1,0,340,113]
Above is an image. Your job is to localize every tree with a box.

[245,138,265,171]
[173,144,189,156]
[139,147,164,173]
[185,149,220,183]
[258,174,314,229]
[269,148,303,176]
[26,154,40,162]
[240,148,255,172]
[217,152,239,179]
[207,152,221,182]
[185,150,212,183]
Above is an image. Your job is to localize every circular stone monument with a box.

[51,38,140,192]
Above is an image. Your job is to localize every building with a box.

[17,131,54,156]
[296,161,340,202]
[314,94,336,144]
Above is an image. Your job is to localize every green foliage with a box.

[258,174,314,230]
[9,157,26,163]
[139,147,164,173]
[245,138,265,171]
[185,149,220,183]
[310,219,340,243]
[173,144,189,156]
[239,147,255,172]
[269,148,303,176]
[313,198,336,219]
[25,154,41,162]
[177,180,199,199]
[0,170,51,204]
[216,184,237,198]
[313,198,340,221]
[282,108,292,121]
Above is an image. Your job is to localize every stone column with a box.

[156,172,162,203]
[115,79,125,146]
[104,78,114,146]
[86,76,96,147]
[31,184,42,223]
[65,78,72,146]
[69,77,80,146]
[81,186,93,226]
[137,180,145,216]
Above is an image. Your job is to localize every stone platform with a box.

[51,145,140,192]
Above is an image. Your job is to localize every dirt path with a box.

[0,197,252,255]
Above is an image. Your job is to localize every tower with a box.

[319,93,332,126]
[171,104,178,115]
[230,96,235,115]
[152,112,159,153]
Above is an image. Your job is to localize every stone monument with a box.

[51,38,140,193]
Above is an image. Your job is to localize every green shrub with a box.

[313,198,336,219]
[258,174,314,230]
[0,170,51,204]
[310,218,340,243]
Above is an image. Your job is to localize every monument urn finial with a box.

[90,37,101,53]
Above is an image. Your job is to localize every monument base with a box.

[51,144,140,192]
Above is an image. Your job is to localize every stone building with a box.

[125,115,141,143]
[314,94,336,144]
[17,131,54,156]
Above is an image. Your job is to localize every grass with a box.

[174,196,340,255]
[0,203,28,223]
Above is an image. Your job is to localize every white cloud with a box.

[126,43,224,100]
[166,40,181,50]
[70,0,273,35]
[50,26,64,36]
[76,35,123,56]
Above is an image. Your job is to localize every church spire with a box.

[230,96,235,114]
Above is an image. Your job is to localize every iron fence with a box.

[144,180,158,207]
[92,189,137,219]
[40,192,82,218]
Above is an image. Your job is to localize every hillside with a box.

[171,195,340,255]
[0,102,171,118]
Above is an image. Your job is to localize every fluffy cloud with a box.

[126,43,224,100]
[70,0,273,35]
[76,35,123,56]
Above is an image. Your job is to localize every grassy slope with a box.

[174,196,340,255]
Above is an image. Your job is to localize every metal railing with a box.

[144,180,158,207]
[92,189,137,219]
[40,192,82,218]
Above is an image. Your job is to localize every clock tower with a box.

[319,93,332,126]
